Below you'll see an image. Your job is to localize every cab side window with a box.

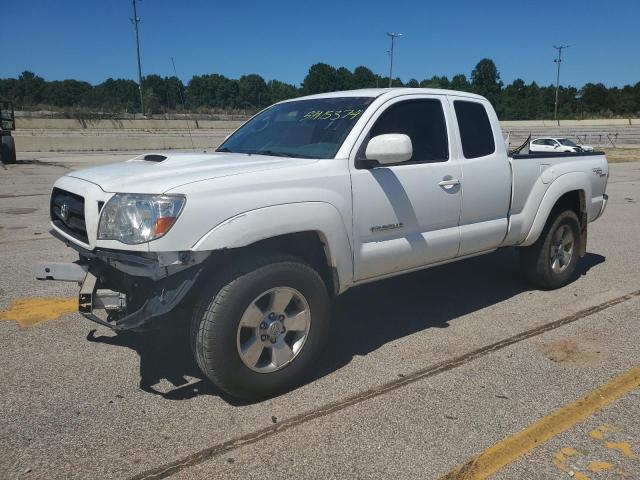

[364,99,449,163]
[454,100,496,158]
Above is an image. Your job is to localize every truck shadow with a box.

[86,249,605,404]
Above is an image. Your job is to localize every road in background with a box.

[1,154,639,479]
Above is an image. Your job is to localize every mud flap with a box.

[579,211,588,257]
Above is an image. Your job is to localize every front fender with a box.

[192,202,354,292]
[521,172,591,246]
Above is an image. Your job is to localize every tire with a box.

[520,210,581,289]
[191,252,330,400]
[1,136,16,164]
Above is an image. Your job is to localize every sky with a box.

[2,0,639,88]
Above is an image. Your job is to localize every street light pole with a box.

[553,45,569,121]
[386,32,402,88]
[132,0,145,116]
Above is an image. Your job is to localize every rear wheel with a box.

[520,210,581,289]
[191,252,330,400]
[1,136,16,164]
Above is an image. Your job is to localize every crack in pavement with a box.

[129,289,640,480]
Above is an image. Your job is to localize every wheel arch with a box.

[521,172,590,247]
[192,202,354,294]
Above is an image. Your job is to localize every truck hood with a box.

[66,152,316,193]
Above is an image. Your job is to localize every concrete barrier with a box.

[15,117,245,131]
[12,117,640,152]
[17,117,639,131]
[14,133,228,152]
[559,119,632,126]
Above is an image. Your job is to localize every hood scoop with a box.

[142,154,168,163]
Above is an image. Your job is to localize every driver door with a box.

[350,95,462,282]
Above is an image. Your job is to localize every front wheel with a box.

[520,210,581,289]
[191,253,330,400]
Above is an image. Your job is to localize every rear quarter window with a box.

[453,100,495,159]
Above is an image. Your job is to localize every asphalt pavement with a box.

[1,152,639,479]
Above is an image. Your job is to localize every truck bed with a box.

[504,150,608,247]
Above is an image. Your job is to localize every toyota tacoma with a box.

[36,88,609,400]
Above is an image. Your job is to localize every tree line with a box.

[1,59,639,120]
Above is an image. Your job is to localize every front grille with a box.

[51,187,88,244]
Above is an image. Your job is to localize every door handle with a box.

[438,178,460,189]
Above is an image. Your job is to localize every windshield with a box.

[217,97,374,159]
[559,138,577,147]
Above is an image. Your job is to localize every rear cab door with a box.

[447,96,512,256]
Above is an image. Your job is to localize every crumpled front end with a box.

[36,230,211,331]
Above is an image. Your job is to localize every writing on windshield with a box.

[217,97,374,159]
[301,109,364,121]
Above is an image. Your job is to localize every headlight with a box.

[98,194,185,244]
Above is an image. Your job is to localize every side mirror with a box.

[553,144,559,149]
[365,134,412,165]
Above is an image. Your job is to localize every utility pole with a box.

[553,45,569,121]
[386,32,402,88]
[131,0,145,116]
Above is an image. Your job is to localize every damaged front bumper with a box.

[35,230,209,331]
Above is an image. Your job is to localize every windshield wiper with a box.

[216,147,233,153]
[248,150,319,159]
[247,150,295,157]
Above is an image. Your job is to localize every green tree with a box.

[524,81,543,119]
[420,75,450,89]
[143,89,161,114]
[238,74,268,108]
[186,74,237,110]
[17,71,46,106]
[268,80,299,103]
[43,79,92,108]
[471,59,503,108]
[164,76,186,110]
[86,78,139,112]
[380,76,404,87]
[302,63,338,94]
[616,83,640,116]
[582,83,609,114]
[351,66,376,89]
[450,74,471,92]
[217,77,239,109]
[335,67,354,91]
[0,78,20,103]
[500,78,528,119]
[2,61,639,119]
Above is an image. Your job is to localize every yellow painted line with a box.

[439,366,640,480]
[0,297,76,327]
[552,447,590,480]
[587,460,614,473]
[588,423,617,440]
[604,441,638,459]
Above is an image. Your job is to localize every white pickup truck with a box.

[36,88,609,400]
